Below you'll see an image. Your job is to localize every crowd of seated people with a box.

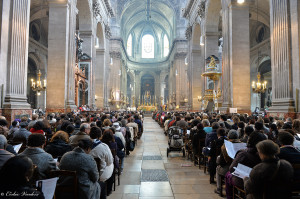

[0,111,143,199]
[153,111,300,199]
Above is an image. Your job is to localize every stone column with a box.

[108,51,121,110]
[135,71,141,106]
[290,0,300,113]
[47,0,76,113]
[268,0,295,115]
[95,48,105,108]
[221,0,251,113]
[191,48,204,111]
[220,0,232,111]
[2,0,32,123]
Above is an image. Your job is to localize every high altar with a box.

[137,91,157,111]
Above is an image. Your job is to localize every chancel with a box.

[0,0,300,198]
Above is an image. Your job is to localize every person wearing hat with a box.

[13,121,31,144]
[113,122,126,147]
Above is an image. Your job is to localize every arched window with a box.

[127,34,132,56]
[142,34,154,58]
[164,34,169,57]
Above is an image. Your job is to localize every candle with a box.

[44,79,46,87]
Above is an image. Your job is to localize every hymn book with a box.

[224,140,247,159]
[232,163,252,179]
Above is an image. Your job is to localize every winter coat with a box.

[13,128,31,144]
[0,149,14,169]
[244,158,294,199]
[59,147,100,199]
[45,139,72,158]
[69,131,90,147]
[20,147,56,179]
[205,130,218,147]
[229,147,261,188]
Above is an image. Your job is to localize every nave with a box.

[109,117,220,199]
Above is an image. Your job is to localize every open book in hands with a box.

[232,163,252,179]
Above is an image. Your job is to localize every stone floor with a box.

[108,117,222,199]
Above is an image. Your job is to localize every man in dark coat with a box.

[0,135,14,169]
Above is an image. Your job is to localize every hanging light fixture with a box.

[31,70,46,96]
[31,0,46,96]
[237,0,245,4]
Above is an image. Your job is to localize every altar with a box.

[137,105,157,112]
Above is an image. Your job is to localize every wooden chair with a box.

[49,170,78,199]
[292,163,300,197]
[110,149,120,191]
[233,185,246,199]
[194,138,206,169]
[219,174,226,197]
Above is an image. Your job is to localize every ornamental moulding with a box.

[93,1,102,20]
[105,24,112,39]
[198,0,206,19]
[185,25,193,40]
[110,51,121,59]
[183,0,195,18]
[104,0,114,17]
[175,52,187,59]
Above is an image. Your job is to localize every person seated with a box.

[225,131,266,199]
[0,118,9,137]
[0,156,44,199]
[7,120,19,140]
[20,134,56,179]
[240,126,254,143]
[69,123,90,147]
[203,119,212,134]
[30,121,45,135]
[13,121,31,144]
[192,123,206,156]
[0,135,15,169]
[45,131,72,158]
[113,122,126,147]
[28,114,38,130]
[244,140,294,199]
[127,118,138,138]
[207,122,222,184]
[215,129,239,194]
[277,131,300,189]
[59,139,100,199]
[110,127,125,172]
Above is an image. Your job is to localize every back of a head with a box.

[27,134,45,147]
[256,140,280,157]
[238,122,245,129]
[33,121,44,130]
[228,130,238,139]
[255,122,264,131]
[0,156,33,187]
[278,131,294,146]
[202,119,210,127]
[51,131,69,143]
[77,138,93,151]
[101,129,114,144]
[0,134,7,149]
[32,114,38,121]
[80,123,89,132]
[61,120,71,131]
[217,128,226,137]
[12,121,18,127]
[66,124,75,135]
[197,123,204,130]
[247,131,267,148]
[286,117,292,123]
[212,122,220,130]
[220,115,227,121]
[245,126,254,136]
[0,119,8,127]
[90,127,102,139]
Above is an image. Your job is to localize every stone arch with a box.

[192,23,201,49]
[205,0,222,33]
[96,22,105,49]
[77,0,93,31]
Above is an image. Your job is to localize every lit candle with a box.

[44,79,47,87]
[252,81,255,88]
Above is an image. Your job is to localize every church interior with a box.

[0,0,300,199]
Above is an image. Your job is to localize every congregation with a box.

[153,111,300,199]
[0,111,143,199]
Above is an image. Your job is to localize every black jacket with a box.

[45,139,72,158]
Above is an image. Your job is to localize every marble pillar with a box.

[95,48,105,108]
[47,0,77,113]
[2,0,32,123]
[221,0,251,113]
[108,52,121,110]
[290,0,300,113]
[191,48,204,111]
[268,0,295,115]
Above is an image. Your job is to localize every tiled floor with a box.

[108,117,222,199]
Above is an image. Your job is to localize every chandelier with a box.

[31,70,46,96]
[252,72,267,93]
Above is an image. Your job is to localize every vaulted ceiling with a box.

[120,0,176,42]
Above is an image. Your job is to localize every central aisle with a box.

[109,117,221,199]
